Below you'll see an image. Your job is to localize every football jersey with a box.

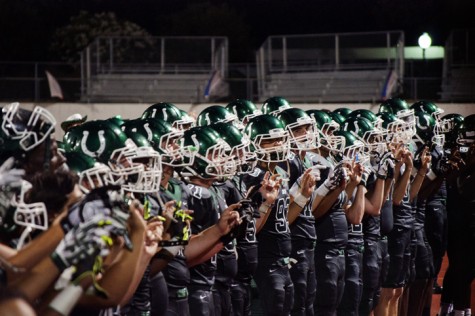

[187,183,220,287]
[282,152,317,241]
[210,183,238,285]
[393,165,415,229]
[362,173,381,240]
[313,158,348,249]
[242,165,291,266]
[153,178,192,289]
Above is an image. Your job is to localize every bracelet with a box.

[258,202,273,215]
[293,192,309,208]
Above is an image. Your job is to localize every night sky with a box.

[0,0,474,62]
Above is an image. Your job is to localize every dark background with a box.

[0,0,474,63]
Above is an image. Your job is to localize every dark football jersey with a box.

[286,154,317,241]
[151,178,192,289]
[210,183,237,285]
[187,183,220,287]
[314,160,348,249]
[242,165,291,266]
[393,166,415,229]
[362,174,381,240]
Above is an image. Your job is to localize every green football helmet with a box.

[343,116,385,155]
[142,102,193,131]
[277,108,319,150]
[261,96,291,115]
[119,131,162,194]
[244,114,290,162]
[333,130,366,164]
[210,122,257,174]
[414,111,443,146]
[197,105,243,130]
[411,100,445,142]
[333,107,353,119]
[376,112,405,143]
[440,114,464,148]
[307,109,342,153]
[379,98,409,115]
[411,100,444,120]
[178,109,196,131]
[181,126,235,179]
[329,112,346,127]
[379,98,416,140]
[122,118,191,167]
[347,109,383,129]
[63,120,145,189]
[64,151,112,193]
[63,120,128,164]
[106,115,125,127]
[225,99,262,124]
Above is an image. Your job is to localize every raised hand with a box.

[217,203,241,236]
[258,172,283,205]
[51,213,123,273]
[377,151,396,179]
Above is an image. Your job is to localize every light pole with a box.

[418,32,432,61]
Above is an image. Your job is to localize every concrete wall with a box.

[4,101,475,140]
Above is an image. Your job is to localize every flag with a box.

[45,70,64,100]
[381,70,398,100]
[203,70,229,101]
[204,70,221,99]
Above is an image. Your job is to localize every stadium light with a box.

[418,32,432,60]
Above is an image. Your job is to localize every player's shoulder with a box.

[187,183,212,199]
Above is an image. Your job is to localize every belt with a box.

[169,287,188,299]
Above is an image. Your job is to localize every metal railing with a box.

[255,31,405,98]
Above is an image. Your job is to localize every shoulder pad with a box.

[187,183,211,199]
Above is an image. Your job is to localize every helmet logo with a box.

[81,130,106,157]
[143,123,153,141]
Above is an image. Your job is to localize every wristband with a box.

[315,183,330,197]
[293,192,309,208]
[426,169,437,181]
[48,284,84,316]
[258,202,272,215]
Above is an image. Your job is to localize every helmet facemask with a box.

[79,162,113,193]
[229,135,257,174]
[287,118,320,151]
[121,147,162,193]
[108,140,145,188]
[252,128,290,163]
[2,103,56,152]
[396,109,416,143]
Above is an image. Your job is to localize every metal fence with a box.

[0,61,445,103]
[255,31,405,97]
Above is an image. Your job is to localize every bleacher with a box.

[440,29,475,102]
[256,31,404,103]
[440,67,475,102]
[261,69,388,103]
[86,73,210,103]
[80,36,229,103]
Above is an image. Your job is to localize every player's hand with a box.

[217,203,241,236]
[259,172,282,205]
